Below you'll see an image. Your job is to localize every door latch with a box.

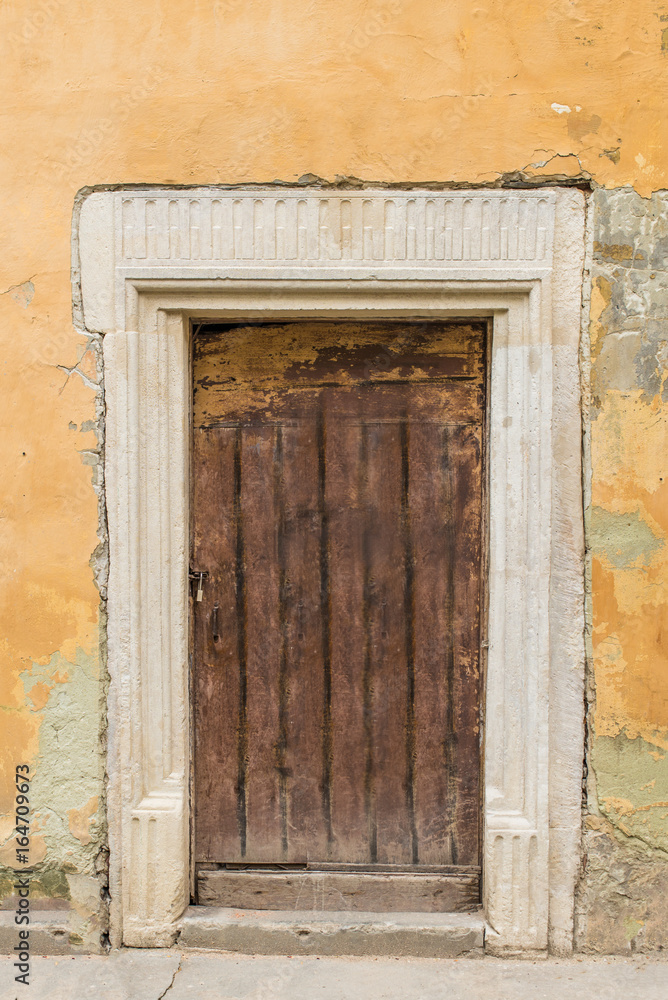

[188,569,209,601]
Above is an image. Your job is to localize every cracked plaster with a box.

[578,187,668,952]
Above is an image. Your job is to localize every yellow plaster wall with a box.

[1,0,668,949]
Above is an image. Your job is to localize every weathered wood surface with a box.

[193,321,485,888]
[197,869,481,913]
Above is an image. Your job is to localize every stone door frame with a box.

[75,186,586,954]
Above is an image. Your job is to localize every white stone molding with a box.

[76,187,586,954]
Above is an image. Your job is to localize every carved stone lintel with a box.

[116,189,554,265]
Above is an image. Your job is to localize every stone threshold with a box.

[176,906,486,958]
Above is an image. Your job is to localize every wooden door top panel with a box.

[195,382,484,430]
[193,320,485,426]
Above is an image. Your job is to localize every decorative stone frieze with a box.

[116,190,553,264]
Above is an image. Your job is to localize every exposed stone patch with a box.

[576,822,668,953]
[590,189,668,406]
[594,331,643,394]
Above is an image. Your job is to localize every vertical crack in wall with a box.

[574,185,597,951]
[71,188,112,953]
[90,328,111,953]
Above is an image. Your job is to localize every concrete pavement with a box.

[2,952,668,1000]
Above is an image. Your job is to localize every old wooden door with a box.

[192,321,485,912]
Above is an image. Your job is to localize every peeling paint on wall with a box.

[0,307,107,950]
[578,187,668,953]
[0,650,108,950]
[589,506,664,569]
[1,280,35,309]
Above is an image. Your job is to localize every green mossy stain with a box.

[0,866,71,902]
[30,868,71,900]
[593,731,668,853]
[19,648,105,874]
[624,916,645,941]
[0,872,14,899]
[0,647,107,910]
[589,506,663,568]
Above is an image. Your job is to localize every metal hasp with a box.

[189,569,209,602]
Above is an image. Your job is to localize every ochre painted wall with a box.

[1,0,668,951]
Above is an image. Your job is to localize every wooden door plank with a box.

[193,426,242,861]
[324,393,369,864]
[241,424,284,861]
[197,869,481,912]
[450,424,483,865]
[279,416,329,860]
[409,418,458,865]
[362,401,412,865]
